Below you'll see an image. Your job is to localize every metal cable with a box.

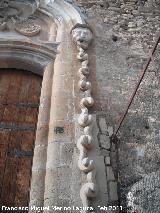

[112,34,160,138]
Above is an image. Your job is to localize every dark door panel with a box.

[0,69,42,209]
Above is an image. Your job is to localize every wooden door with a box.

[0,69,42,209]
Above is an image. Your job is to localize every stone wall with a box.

[73,0,160,212]
[97,115,119,207]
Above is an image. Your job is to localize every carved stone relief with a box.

[14,18,41,36]
[0,0,41,36]
[72,26,97,212]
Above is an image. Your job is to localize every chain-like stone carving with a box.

[72,26,97,212]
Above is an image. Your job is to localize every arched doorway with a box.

[0,68,42,208]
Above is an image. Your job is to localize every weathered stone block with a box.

[99,117,108,133]
[100,149,110,156]
[107,126,113,137]
[100,134,110,150]
[109,181,118,202]
[105,156,111,165]
[107,166,115,181]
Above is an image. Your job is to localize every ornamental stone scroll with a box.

[72,26,98,212]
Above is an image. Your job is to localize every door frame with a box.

[0,0,98,211]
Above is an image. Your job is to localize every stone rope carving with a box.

[72,26,97,212]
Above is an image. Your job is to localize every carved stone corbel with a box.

[72,26,97,212]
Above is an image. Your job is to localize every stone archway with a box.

[0,1,110,212]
